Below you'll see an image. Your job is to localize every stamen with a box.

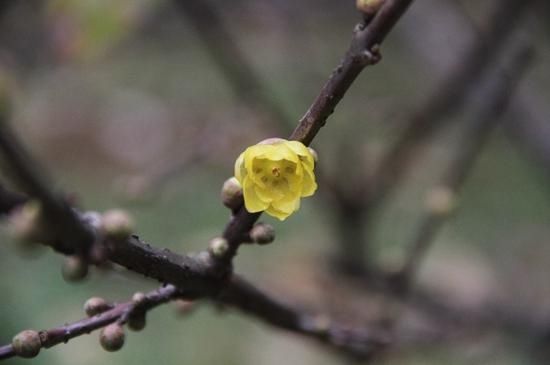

[272,167,281,177]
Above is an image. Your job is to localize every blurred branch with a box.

[392,40,535,296]
[0,117,94,256]
[219,0,414,264]
[368,0,533,204]
[174,0,294,129]
[0,285,180,360]
[329,0,534,274]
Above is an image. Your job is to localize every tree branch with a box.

[392,39,535,296]
[0,285,180,360]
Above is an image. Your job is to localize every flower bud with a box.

[12,330,41,358]
[99,323,125,352]
[174,299,195,316]
[101,209,134,241]
[62,256,88,282]
[425,186,455,217]
[249,223,275,245]
[84,297,110,317]
[128,314,146,332]
[220,177,242,210]
[208,237,229,258]
[356,0,385,14]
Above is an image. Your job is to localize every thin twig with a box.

[392,40,535,296]
[219,0,414,263]
[366,0,533,206]
[0,285,180,361]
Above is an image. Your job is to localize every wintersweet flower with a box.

[234,138,317,220]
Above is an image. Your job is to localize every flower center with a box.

[271,167,281,177]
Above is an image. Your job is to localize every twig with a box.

[0,285,180,360]
[366,0,533,206]
[328,0,534,275]
[220,275,389,358]
[218,0,414,264]
[0,119,94,255]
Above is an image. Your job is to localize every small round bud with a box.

[249,223,275,245]
[99,323,125,352]
[308,147,318,163]
[101,209,134,241]
[425,186,455,216]
[220,177,242,210]
[12,330,41,358]
[128,314,146,332]
[356,0,385,14]
[84,297,110,317]
[174,299,195,316]
[62,256,88,282]
[208,237,229,258]
[132,292,146,304]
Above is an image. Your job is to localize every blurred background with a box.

[0,0,549,364]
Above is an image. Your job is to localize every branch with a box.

[367,0,534,206]
[0,118,94,255]
[220,275,389,358]
[0,285,180,360]
[219,0,414,263]
[392,39,535,296]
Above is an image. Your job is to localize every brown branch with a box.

[0,1,416,358]
[0,285,180,360]
[391,40,535,296]
[0,119,94,256]
[218,0,414,264]
[220,275,390,358]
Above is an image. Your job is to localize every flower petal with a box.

[242,179,269,213]
[272,194,301,214]
[265,205,291,221]
[234,152,246,183]
[301,168,317,197]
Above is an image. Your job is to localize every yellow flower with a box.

[234,138,317,220]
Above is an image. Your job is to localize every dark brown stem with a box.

[220,275,389,358]
[218,0,414,263]
[0,285,180,360]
